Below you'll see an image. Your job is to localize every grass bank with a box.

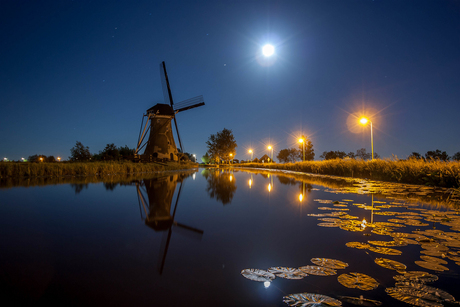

[0,161,198,179]
[234,159,460,188]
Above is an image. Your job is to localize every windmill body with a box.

[143,104,178,161]
[135,61,205,161]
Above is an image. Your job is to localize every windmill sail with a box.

[135,61,205,161]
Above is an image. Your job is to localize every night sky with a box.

[1,0,459,162]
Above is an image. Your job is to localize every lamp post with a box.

[359,117,374,160]
[57,157,61,162]
[268,146,273,162]
[248,149,253,162]
[229,153,233,164]
[298,138,305,162]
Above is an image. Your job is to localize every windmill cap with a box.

[147,103,175,116]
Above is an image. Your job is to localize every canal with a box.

[1,168,459,306]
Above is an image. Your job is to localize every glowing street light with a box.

[57,157,61,162]
[229,153,233,164]
[262,44,275,57]
[248,149,253,162]
[267,146,273,162]
[21,158,25,162]
[359,117,374,160]
[298,138,305,162]
[39,157,43,162]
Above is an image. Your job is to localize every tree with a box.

[453,152,460,161]
[206,128,237,162]
[277,148,298,163]
[408,152,423,160]
[201,152,211,164]
[296,135,315,161]
[46,155,56,162]
[347,152,356,159]
[118,145,134,157]
[425,150,449,161]
[70,141,91,161]
[356,148,372,160]
[101,143,120,160]
[27,154,47,162]
[320,151,347,160]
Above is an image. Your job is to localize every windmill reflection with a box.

[203,169,237,205]
[136,173,204,275]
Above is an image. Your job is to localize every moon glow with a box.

[262,44,275,57]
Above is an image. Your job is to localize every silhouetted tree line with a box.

[69,141,134,162]
[277,136,315,163]
[408,150,460,161]
[26,154,56,162]
[319,148,380,160]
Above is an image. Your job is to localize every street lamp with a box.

[57,157,61,162]
[39,157,43,162]
[229,153,233,164]
[298,138,305,162]
[268,146,273,162]
[359,117,374,160]
[248,149,253,162]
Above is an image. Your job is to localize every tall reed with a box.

[236,159,460,188]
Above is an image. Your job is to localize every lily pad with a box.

[368,240,407,247]
[241,269,275,282]
[414,261,449,272]
[386,282,455,306]
[420,255,448,265]
[268,267,306,279]
[311,258,349,269]
[337,272,379,291]
[299,265,337,276]
[368,246,402,255]
[374,258,406,271]
[346,242,371,249]
[283,293,342,307]
[393,271,438,283]
[339,296,382,306]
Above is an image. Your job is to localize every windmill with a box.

[135,61,205,161]
[136,173,204,274]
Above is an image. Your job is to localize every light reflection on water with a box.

[0,168,459,306]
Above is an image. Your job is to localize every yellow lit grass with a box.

[238,159,460,188]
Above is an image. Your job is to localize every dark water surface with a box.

[1,168,459,306]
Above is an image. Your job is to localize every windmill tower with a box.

[135,62,205,161]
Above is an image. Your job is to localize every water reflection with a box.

[70,183,89,194]
[203,169,237,205]
[135,173,204,274]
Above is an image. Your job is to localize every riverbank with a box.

[232,159,460,188]
[0,161,198,179]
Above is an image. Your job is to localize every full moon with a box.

[262,44,275,57]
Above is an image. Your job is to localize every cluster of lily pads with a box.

[308,195,460,306]
[241,258,384,306]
